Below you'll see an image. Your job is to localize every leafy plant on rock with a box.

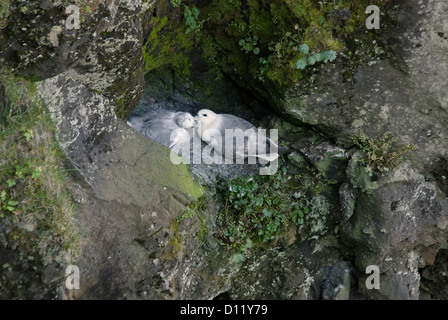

[268,30,338,72]
[351,131,416,177]
[238,34,260,55]
[216,163,311,262]
[184,5,210,35]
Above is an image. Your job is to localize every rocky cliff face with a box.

[273,1,448,175]
[0,0,151,117]
[1,0,448,300]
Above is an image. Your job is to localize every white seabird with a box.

[127,110,194,149]
[193,109,279,162]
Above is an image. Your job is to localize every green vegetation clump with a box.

[351,131,416,177]
[163,195,209,260]
[142,15,194,75]
[238,34,260,55]
[176,195,209,240]
[143,0,382,88]
[184,5,210,35]
[197,0,375,86]
[216,163,316,262]
[0,67,82,266]
[0,0,11,27]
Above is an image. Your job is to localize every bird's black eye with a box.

[203,114,208,117]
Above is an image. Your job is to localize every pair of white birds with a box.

[127,109,279,162]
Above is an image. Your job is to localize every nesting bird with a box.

[127,110,194,149]
[193,109,279,162]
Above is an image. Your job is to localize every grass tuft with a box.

[0,66,82,267]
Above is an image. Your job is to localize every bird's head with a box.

[195,109,217,129]
[175,112,194,129]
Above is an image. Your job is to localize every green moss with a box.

[176,195,209,241]
[162,218,186,260]
[153,151,204,201]
[142,15,194,75]
[111,66,143,120]
[140,0,385,92]
[197,0,382,87]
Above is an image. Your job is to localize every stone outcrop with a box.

[340,158,448,299]
[0,0,153,117]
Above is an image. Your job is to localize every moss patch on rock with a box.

[198,0,381,87]
[142,14,194,75]
[142,0,382,91]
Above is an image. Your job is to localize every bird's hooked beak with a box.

[193,116,201,128]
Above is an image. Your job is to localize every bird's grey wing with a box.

[128,110,175,129]
[219,114,256,131]
[169,127,193,149]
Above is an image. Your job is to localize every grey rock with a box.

[340,160,448,299]
[339,183,356,220]
[420,249,448,299]
[4,0,448,301]
[321,261,353,300]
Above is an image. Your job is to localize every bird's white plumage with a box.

[194,109,278,162]
[127,110,194,149]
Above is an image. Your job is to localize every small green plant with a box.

[176,195,209,240]
[256,56,271,82]
[170,0,182,7]
[318,15,326,25]
[216,164,311,261]
[176,208,195,223]
[238,35,260,55]
[280,140,290,148]
[228,0,241,9]
[6,178,16,188]
[21,128,34,141]
[295,46,337,70]
[0,160,43,217]
[268,30,302,66]
[266,29,338,76]
[20,5,27,14]
[184,5,209,35]
[351,131,417,177]
[0,190,18,217]
[31,167,42,179]
[227,19,247,34]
